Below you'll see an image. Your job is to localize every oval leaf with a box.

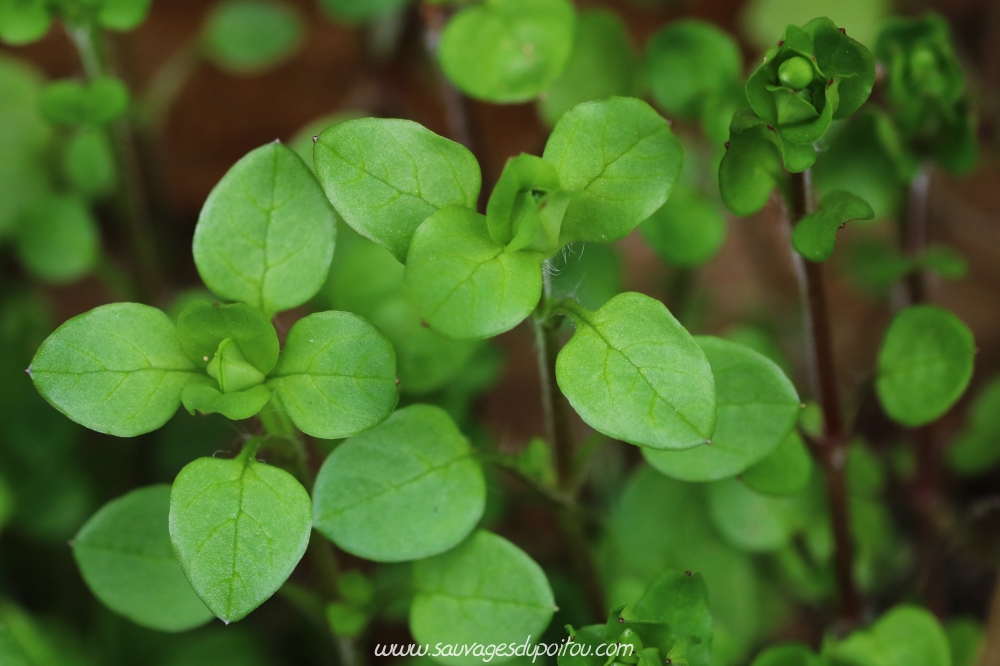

[556,293,716,450]
[706,478,803,552]
[169,451,312,623]
[37,77,128,126]
[193,141,336,318]
[831,606,950,666]
[313,404,486,562]
[30,303,199,437]
[538,9,639,126]
[73,485,213,632]
[647,19,742,119]
[439,0,576,103]
[99,0,152,31]
[314,117,480,263]
[404,205,543,340]
[639,189,727,269]
[543,97,683,244]
[876,305,974,427]
[14,194,99,283]
[202,0,304,73]
[948,377,1000,475]
[644,336,800,481]
[0,0,52,45]
[176,301,279,374]
[740,431,813,496]
[792,191,874,262]
[410,530,555,665]
[267,311,398,439]
[181,381,272,421]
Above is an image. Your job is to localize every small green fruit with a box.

[777,56,815,89]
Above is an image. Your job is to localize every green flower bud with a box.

[745,18,874,146]
[778,56,814,89]
[207,337,265,393]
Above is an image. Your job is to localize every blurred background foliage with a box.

[1,0,1000,663]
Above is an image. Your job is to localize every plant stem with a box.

[787,169,862,625]
[419,2,475,151]
[532,265,574,493]
[141,39,202,131]
[901,164,947,616]
[902,165,932,304]
[530,264,606,623]
[66,23,163,302]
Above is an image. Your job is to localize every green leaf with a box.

[404,205,543,340]
[791,191,874,262]
[706,477,803,552]
[0,0,51,45]
[830,605,950,666]
[324,233,479,394]
[439,0,576,104]
[169,449,312,623]
[267,311,398,439]
[740,432,813,496]
[176,301,279,375]
[314,118,480,262]
[741,0,888,56]
[639,189,727,269]
[73,485,214,632]
[0,56,51,238]
[313,404,485,562]
[181,381,272,420]
[558,624,607,666]
[30,303,199,437]
[99,0,152,31]
[410,530,555,665]
[14,194,99,283]
[846,240,914,292]
[556,293,716,450]
[718,109,786,216]
[485,153,561,248]
[318,0,407,24]
[752,644,823,666]
[813,111,908,220]
[38,77,129,126]
[538,9,639,126]
[643,336,800,481]
[193,141,336,317]
[288,111,363,174]
[919,245,968,280]
[647,19,742,119]
[945,619,983,666]
[875,305,974,427]
[947,377,1000,475]
[202,0,304,74]
[63,126,117,198]
[618,570,714,666]
[543,97,683,245]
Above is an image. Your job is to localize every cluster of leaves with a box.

[2,2,995,665]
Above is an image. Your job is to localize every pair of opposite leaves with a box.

[73,405,557,652]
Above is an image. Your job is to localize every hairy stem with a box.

[530,264,606,623]
[787,169,862,625]
[66,23,163,302]
[419,2,475,151]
